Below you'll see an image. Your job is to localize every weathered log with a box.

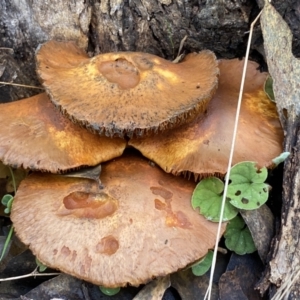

[259,2,300,299]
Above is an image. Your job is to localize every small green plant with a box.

[191,250,213,276]
[99,286,121,296]
[0,166,16,262]
[224,215,256,255]
[192,161,270,222]
[192,161,272,258]
[191,155,289,270]
[1,194,14,214]
[191,177,238,222]
[226,161,269,210]
[35,258,48,272]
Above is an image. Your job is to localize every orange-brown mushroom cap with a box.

[0,93,126,173]
[11,154,224,287]
[36,40,219,138]
[129,59,284,179]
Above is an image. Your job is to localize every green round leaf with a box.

[227,161,268,183]
[264,76,275,102]
[1,194,13,206]
[1,195,14,214]
[99,286,121,296]
[224,215,256,255]
[192,177,238,222]
[191,250,213,276]
[226,162,269,210]
[5,198,14,214]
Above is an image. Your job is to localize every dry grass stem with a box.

[0,266,60,282]
[0,81,44,90]
[173,35,188,63]
[204,8,264,300]
[271,268,300,300]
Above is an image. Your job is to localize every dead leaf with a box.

[219,253,265,300]
[23,274,93,300]
[59,164,102,186]
[133,276,170,300]
[171,264,225,300]
[240,204,274,263]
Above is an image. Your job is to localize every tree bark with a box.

[1,0,257,102]
[258,2,300,298]
[2,0,300,103]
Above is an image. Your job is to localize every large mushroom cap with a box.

[36,40,219,138]
[11,154,224,287]
[129,59,284,179]
[0,93,126,173]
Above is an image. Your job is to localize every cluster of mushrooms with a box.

[0,40,283,287]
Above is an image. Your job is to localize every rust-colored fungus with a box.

[11,154,225,287]
[129,59,284,179]
[0,93,126,173]
[36,40,219,138]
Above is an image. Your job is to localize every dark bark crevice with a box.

[85,0,256,59]
[265,117,300,298]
